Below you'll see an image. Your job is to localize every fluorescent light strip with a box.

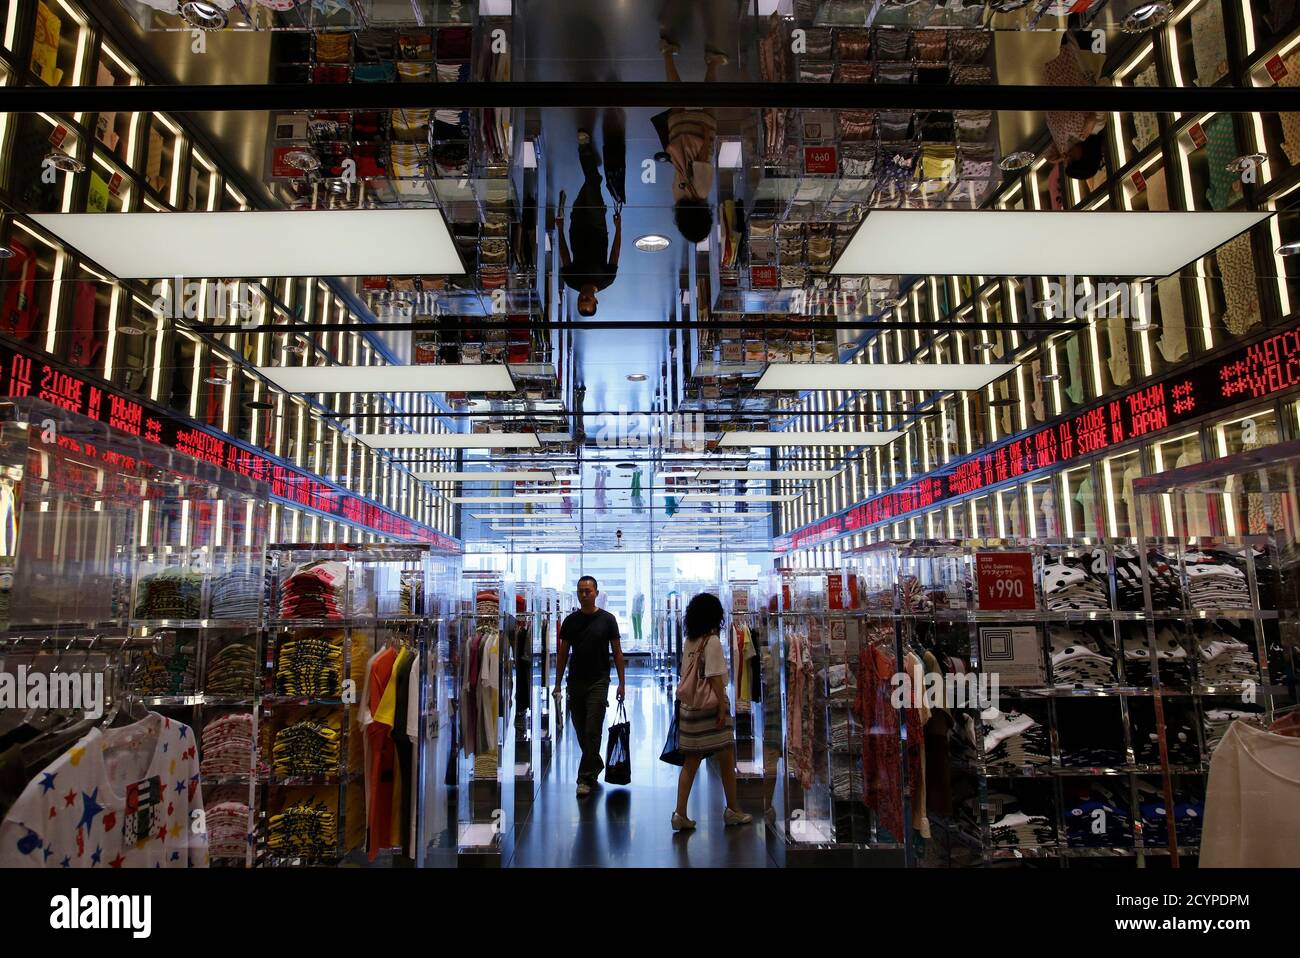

[353,433,541,450]
[681,494,800,503]
[718,431,901,447]
[415,471,557,482]
[29,209,464,278]
[755,363,1016,391]
[833,210,1271,277]
[449,494,566,504]
[257,364,515,394]
[693,469,840,481]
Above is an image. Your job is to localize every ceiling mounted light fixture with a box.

[693,469,839,481]
[282,149,321,172]
[116,323,146,336]
[999,151,1035,172]
[1041,373,1064,383]
[1277,239,1300,256]
[449,495,566,504]
[755,363,1017,392]
[353,433,542,450]
[718,431,901,447]
[203,375,232,386]
[255,364,516,394]
[45,151,85,174]
[30,209,463,279]
[634,234,672,253]
[181,1,230,29]
[1122,2,1172,32]
[243,399,275,410]
[626,373,648,382]
[1226,153,1268,174]
[832,210,1271,277]
[414,470,556,482]
[0,247,13,259]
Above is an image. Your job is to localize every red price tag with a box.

[107,172,124,195]
[48,125,68,148]
[828,574,844,610]
[804,146,838,174]
[1266,54,1288,83]
[1131,169,1147,193]
[1189,123,1207,149]
[975,552,1036,611]
[750,266,778,288]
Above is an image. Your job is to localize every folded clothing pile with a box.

[274,634,343,696]
[899,575,933,613]
[980,708,1050,766]
[1042,557,1110,612]
[206,641,257,695]
[400,573,424,616]
[989,811,1056,848]
[210,570,263,619]
[1063,786,1133,847]
[1140,794,1204,848]
[1203,708,1261,753]
[272,718,341,777]
[278,560,346,620]
[206,801,251,859]
[200,712,256,777]
[1130,713,1199,766]
[132,641,197,696]
[1183,552,1249,609]
[135,567,203,619]
[1198,635,1258,685]
[267,800,337,858]
[1122,625,1191,686]
[1049,627,1115,687]
[1115,550,1184,610]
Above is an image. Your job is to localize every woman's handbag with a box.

[659,701,684,767]
[677,633,720,711]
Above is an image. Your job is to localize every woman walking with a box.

[672,592,753,830]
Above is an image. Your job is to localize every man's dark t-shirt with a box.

[560,262,615,294]
[560,608,619,683]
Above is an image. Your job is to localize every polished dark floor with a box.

[508,667,776,867]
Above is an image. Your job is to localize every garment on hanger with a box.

[1156,274,1189,363]
[1064,335,1084,405]
[1216,232,1260,336]
[0,712,207,868]
[855,642,922,840]
[1202,720,1300,866]
[1105,316,1132,387]
[362,644,399,860]
[1075,476,1098,534]
[786,629,814,790]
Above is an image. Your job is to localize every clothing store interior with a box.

[0,0,1298,874]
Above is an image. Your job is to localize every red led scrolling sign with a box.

[784,322,1300,545]
[0,340,458,551]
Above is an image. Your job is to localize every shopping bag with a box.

[604,702,632,785]
[659,702,685,767]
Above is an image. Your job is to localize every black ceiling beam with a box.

[0,81,1290,114]
[189,318,1082,333]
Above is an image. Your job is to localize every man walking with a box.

[553,576,626,797]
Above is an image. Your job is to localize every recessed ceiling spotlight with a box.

[244,400,275,410]
[1225,153,1267,174]
[116,324,146,336]
[634,234,671,253]
[180,0,229,29]
[1277,239,1300,256]
[1122,2,1172,32]
[999,151,1035,172]
[1040,373,1063,383]
[0,247,13,260]
[1129,320,1155,332]
[204,375,232,386]
[974,341,998,352]
[626,372,648,382]
[283,149,321,172]
[45,150,85,174]
[616,462,637,469]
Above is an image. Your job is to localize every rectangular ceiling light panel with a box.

[756,363,1016,391]
[693,469,839,481]
[718,431,901,447]
[450,494,566,504]
[415,471,556,482]
[353,433,540,450]
[832,210,1271,277]
[681,494,801,503]
[30,209,464,278]
[257,364,515,394]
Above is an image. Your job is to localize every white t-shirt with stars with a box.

[0,712,208,868]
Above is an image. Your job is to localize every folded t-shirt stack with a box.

[200,712,257,777]
[1198,636,1258,685]
[207,801,252,859]
[274,634,343,696]
[267,800,337,858]
[1042,558,1110,612]
[135,567,203,619]
[989,811,1056,848]
[133,641,197,696]
[210,569,263,619]
[1049,627,1116,687]
[1122,625,1191,686]
[1203,708,1261,753]
[476,588,500,618]
[899,575,933,613]
[206,641,257,695]
[272,718,341,777]
[1130,714,1199,766]
[1064,787,1133,847]
[980,708,1050,766]
[1140,796,1204,848]
[1114,549,1184,610]
[1183,552,1250,609]
[399,573,424,616]
[279,560,347,620]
